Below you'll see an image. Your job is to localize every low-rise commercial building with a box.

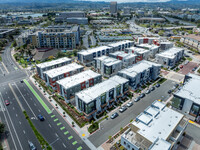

[57,70,102,102]
[36,57,72,79]
[66,18,88,25]
[118,60,161,90]
[173,73,200,122]
[121,100,188,150]
[75,75,129,120]
[125,47,150,62]
[180,34,200,52]
[95,56,122,77]
[109,51,136,67]
[137,44,160,58]
[43,63,84,89]
[156,47,184,68]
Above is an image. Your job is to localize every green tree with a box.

[0,123,5,134]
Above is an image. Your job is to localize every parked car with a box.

[145,89,151,94]
[110,113,119,119]
[192,67,197,71]
[168,90,172,94]
[179,65,183,69]
[119,106,127,113]
[185,60,189,65]
[155,84,160,88]
[150,86,155,91]
[38,114,45,121]
[134,97,140,102]
[126,102,133,107]
[28,141,36,150]
[20,80,23,83]
[5,100,10,106]
[139,93,145,98]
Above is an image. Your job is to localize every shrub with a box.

[88,122,99,134]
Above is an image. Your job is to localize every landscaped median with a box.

[23,111,52,150]
[23,79,52,114]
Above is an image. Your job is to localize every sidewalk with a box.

[29,75,97,150]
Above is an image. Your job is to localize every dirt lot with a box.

[178,62,199,75]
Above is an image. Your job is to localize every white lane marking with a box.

[55,133,58,137]
[38,109,41,112]
[16,114,18,117]
[1,62,9,74]
[34,103,36,106]
[62,143,66,148]
[19,121,21,125]
[49,124,51,128]
[23,130,25,134]
[13,107,15,110]
[0,93,23,150]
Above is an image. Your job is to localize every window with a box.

[128,145,130,148]
[190,103,200,117]
[123,141,126,145]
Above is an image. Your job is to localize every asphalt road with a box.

[186,123,200,145]
[88,79,176,147]
[0,84,41,150]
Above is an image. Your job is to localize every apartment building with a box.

[159,42,174,50]
[95,56,122,77]
[137,44,159,58]
[118,60,161,90]
[77,46,112,66]
[109,51,136,67]
[156,47,184,68]
[75,75,129,120]
[125,47,150,62]
[180,34,200,52]
[137,37,158,45]
[43,63,84,89]
[56,70,102,102]
[121,100,188,150]
[36,57,72,79]
[173,73,200,122]
[110,1,117,14]
[31,25,80,49]
[108,40,134,52]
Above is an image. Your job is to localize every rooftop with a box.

[175,73,200,105]
[43,63,83,78]
[76,75,128,104]
[156,47,184,59]
[118,60,160,77]
[95,56,122,66]
[56,70,101,89]
[109,51,137,59]
[78,46,111,56]
[138,44,160,49]
[127,46,149,54]
[108,40,133,47]
[36,57,71,69]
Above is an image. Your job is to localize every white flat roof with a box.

[76,75,128,104]
[44,63,83,78]
[78,46,111,56]
[150,138,171,150]
[127,46,149,54]
[36,57,71,69]
[110,51,137,59]
[139,44,160,49]
[175,73,200,105]
[95,56,122,66]
[133,100,184,143]
[119,60,160,77]
[57,70,101,89]
[156,47,184,59]
[108,40,133,48]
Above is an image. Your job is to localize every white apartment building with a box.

[109,51,137,67]
[118,60,161,90]
[36,57,72,79]
[75,75,129,120]
[121,100,188,150]
[108,40,134,52]
[43,63,84,89]
[180,34,200,52]
[173,73,200,122]
[137,37,158,45]
[156,47,184,68]
[137,44,160,58]
[125,47,150,62]
[56,70,102,102]
[95,56,122,77]
[159,42,174,50]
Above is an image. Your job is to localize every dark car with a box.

[139,93,145,98]
[20,80,23,83]
[150,86,155,91]
[168,90,172,94]
[38,114,45,121]
[134,97,140,102]
[28,141,36,150]
[119,106,127,113]
[110,113,119,119]
[192,67,197,71]
[155,84,160,88]
[5,100,10,106]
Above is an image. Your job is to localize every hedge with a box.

[23,111,52,150]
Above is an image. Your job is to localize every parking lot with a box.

[178,61,199,75]
[88,79,176,148]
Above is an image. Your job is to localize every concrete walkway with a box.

[29,75,97,150]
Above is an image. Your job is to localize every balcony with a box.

[101,103,108,108]
[83,109,97,117]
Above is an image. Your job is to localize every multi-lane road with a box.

[0,43,90,150]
